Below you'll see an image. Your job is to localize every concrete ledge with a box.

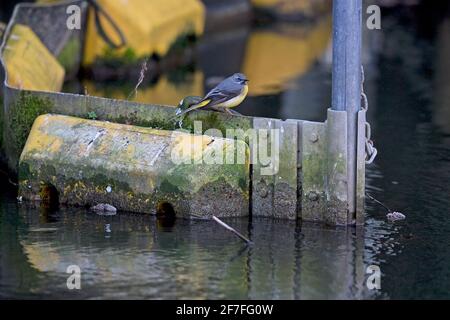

[18,114,250,217]
[252,118,297,220]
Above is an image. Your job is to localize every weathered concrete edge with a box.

[356,108,366,225]
[326,108,348,225]
[18,114,251,217]
[1,88,253,170]
[301,120,327,222]
[251,118,297,220]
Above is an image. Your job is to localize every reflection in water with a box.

[0,201,367,299]
[242,18,331,96]
[83,71,204,107]
[81,17,332,121]
[433,17,450,142]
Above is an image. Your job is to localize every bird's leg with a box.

[224,108,234,115]
[207,106,222,112]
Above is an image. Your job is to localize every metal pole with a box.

[331,0,362,220]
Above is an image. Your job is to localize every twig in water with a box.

[127,58,148,100]
[366,192,406,221]
[366,193,391,212]
[212,216,252,245]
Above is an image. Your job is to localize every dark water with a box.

[1,4,450,299]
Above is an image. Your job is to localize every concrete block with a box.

[301,120,326,222]
[252,118,297,219]
[18,114,250,218]
[326,109,348,225]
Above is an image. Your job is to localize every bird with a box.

[174,73,249,118]
[174,95,243,116]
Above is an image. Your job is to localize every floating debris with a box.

[366,193,406,222]
[29,227,58,233]
[387,211,406,222]
[90,203,117,215]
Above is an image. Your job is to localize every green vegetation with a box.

[86,111,98,120]
[101,47,140,66]
[57,37,81,73]
[167,27,197,55]
[9,92,53,154]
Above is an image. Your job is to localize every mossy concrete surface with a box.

[2,92,53,170]
[252,118,298,220]
[326,109,349,225]
[356,109,367,225]
[301,121,327,223]
[1,88,253,171]
[18,114,250,217]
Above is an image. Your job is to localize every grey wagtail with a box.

[174,73,249,117]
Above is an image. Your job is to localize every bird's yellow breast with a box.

[218,85,248,108]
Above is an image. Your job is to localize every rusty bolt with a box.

[310,132,319,143]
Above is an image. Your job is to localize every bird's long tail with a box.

[171,99,211,119]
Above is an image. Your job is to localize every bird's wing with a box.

[173,78,242,118]
[174,94,230,117]
[202,84,242,108]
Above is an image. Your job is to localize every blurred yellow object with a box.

[251,0,330,16]
[242,17,331,96]
[2,24,65,92]
[83,0,205,65]
[84,71,204,106]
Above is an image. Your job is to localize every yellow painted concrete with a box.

[19,114,250,217]
[242,17,332,95]
[83,0,205,65]
[2,24,65,92]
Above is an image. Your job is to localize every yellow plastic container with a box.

[83,0,205,65]
[2,24,65,92]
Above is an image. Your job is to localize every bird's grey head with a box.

[231,73,249,85]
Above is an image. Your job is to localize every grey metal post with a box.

[331,0,362,219]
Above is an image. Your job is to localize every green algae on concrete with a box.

[301,121,327,223]
[326,109,349,226]
[252,118,298,220]
[6,92,53,163]
[18,114,250,217]
[1,88,253,173]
